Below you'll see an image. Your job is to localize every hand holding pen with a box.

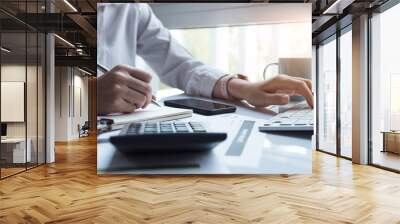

[97,64,161,115]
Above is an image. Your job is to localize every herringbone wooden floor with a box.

[1,136,400,224]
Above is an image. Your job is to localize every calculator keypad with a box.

[125,122,207,135]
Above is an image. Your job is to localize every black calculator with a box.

[109,121,227,153]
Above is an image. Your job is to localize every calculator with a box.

[109,121,227,153]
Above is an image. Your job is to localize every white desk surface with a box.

[97,93,312,174]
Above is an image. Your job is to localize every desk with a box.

[1,138,31,164]
[382,131,400,154]
[97,94,312,174]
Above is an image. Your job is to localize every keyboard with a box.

[110,121,227,153]
[259,102,314,132]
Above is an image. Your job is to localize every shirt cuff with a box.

[185,67,227,98]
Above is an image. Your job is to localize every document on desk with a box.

[98,104,193,126]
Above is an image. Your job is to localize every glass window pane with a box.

[1,31,28,177]
[38,32,46,165]
[317,38,337,154]
[1,0,46,179]
[340,29,352,158]
[27,31,38,169]
[26,0,41,169]
[371,3,400,171]
[169,23,311,82]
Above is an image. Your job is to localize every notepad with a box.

[98,104,193,128]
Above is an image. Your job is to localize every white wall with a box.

[1,66,26,133]
[55,66,69,141]
[71,73,89,138]
[1,65,40,138]
[1,63,46,164]
[54,67,89,141]
[1,82,25,122]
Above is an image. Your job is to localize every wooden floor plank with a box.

[1,136,400,224]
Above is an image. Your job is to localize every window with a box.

[317,37,337,154]
[316,26,353,159]
[371,2,400,171]
[170,23,311,82]
[0,1,47,179]
[1,31,28,177]
[339,28,352,158]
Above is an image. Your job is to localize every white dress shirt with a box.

[97,3,226,97]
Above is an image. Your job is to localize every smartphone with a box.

[164,98,236,116]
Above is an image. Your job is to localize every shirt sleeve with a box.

[135,4,226,98]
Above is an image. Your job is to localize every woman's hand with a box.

[226,74,313,108]
[97,64,153,115]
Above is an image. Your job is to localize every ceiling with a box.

[0,0,97,73]
[311,0,390,43]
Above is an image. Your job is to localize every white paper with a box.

[98,104,193,125]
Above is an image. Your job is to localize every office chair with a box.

[79,121,90,138]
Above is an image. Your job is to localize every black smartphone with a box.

[164,98,236,116]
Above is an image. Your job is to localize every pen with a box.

[97,63,162,107]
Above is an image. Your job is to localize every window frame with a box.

[368,0,400,173]
[315,0,400,173]
[0,0,48,180]
[315,23,352,160]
